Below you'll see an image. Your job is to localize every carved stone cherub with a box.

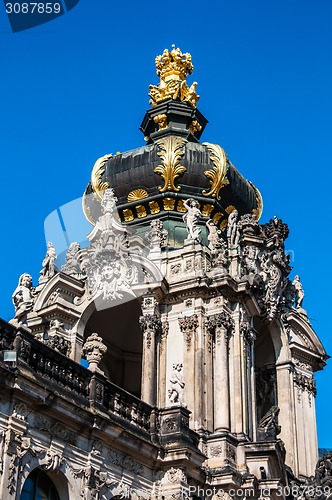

[11,273,34,324]
[168,363,185,404]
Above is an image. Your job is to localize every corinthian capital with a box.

[206,312,234,335]
[139,314,162,334]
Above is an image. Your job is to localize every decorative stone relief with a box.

[242,245,259,275]
[162,467,187,484]
[45,334,71,356]
[12,402,28,421]
[108,449,143,474]
[39,242,58,283]
[168,363,185,404]
[238,213,259,236]
[35,415,77,444]
[178,314,198,350]
[81,188,143,303]
[209,445,223,457]
[183,198,202,243]
[145,219,168,250]
[82,333,107,372]
[39,449,62,471]
[11,273,34,325]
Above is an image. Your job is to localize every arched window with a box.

[20,468,60,500]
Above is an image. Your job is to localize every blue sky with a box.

[0,1,331,447]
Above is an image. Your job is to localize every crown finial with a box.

[148,46,199,108]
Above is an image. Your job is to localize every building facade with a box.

[0,47,330,500]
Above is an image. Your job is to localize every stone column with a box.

[207,312,233,433]
[139,314,161,406]
[178,314,198,419]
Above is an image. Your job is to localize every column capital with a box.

[206,311,234,335]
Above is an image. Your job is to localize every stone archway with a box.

[20,468,69,500]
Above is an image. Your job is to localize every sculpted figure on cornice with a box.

[39,242,58,283]
[61,242,82,276]
[183,199,202,242]
[11,273,34,325]
[292,275,305,309]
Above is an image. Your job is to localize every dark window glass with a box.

[20,469,60,500]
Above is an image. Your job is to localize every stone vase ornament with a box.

[82,333,107,373]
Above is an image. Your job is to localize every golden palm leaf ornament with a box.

[202,143,229,200]
[91,154,113,200]
[154,137,187,192]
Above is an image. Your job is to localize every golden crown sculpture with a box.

[149,45,200,108]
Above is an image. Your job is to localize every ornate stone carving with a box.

[154,136,186,192]
[163,467,187,484]
[145,219,168,250]
[206,312,234,341]
[293,371,316,396]
[139,314,162,349]
[39,242,58,283]
[12,402,28,421]
[11,273,34,325]
[257,405,281,441]
[242,245,259,275]
[83,333,107,372]
[261,216,289,249]
[178,315,198,350]
[40,449,62,471]
[183,198,202,242]
[238,213,259,236]
[314,451,332,489]
[258,248,291,321]
[210,445,223,457]
[82,189,143,303]
[108,449,143,474]
[45,334,71,356]
[61,242,81,276]
[168,363,185,404]
[35,415,77,444]
[202,143,229,199]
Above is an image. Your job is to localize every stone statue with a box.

[183,199,202,242]
[206,219,225,252]
[257,405,281,441]
[11,273,34,324]
[227,210,240,248]
[242,245,259,275]
[61,242,81,276]
[40,242,58,281]
[168,363,185,404]
[145,220,168,250]
[292,275,304,309]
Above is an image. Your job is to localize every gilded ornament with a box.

[225,205,236,214]
[189,119,202,134]
[91,154,112,201]
[127,189,148,202]
[154,114,168,130]
[123,209,134,222]
[154,136,187,192]
[213,212,222,224]
[163,198,176,210]
[136,205,147,218]
[220,219,227,231]
[202,204,214,217]
[249,181,263,221]
[202,143,229,200]
[149,46,199,108]
[149,201,160,214]
[176,199,187,213]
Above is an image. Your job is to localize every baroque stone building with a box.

[0,47,330,500]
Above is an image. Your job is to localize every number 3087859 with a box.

[6,3,61,14]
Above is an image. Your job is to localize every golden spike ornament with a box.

[91,154,113,201]
[249,181,263,221]
[202,143,229,200]
[154,136,187,192]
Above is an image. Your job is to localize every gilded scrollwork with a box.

[249,181,263,221]
[202,143,229,199]
[155,136,187,192]
[91,154,112,201]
